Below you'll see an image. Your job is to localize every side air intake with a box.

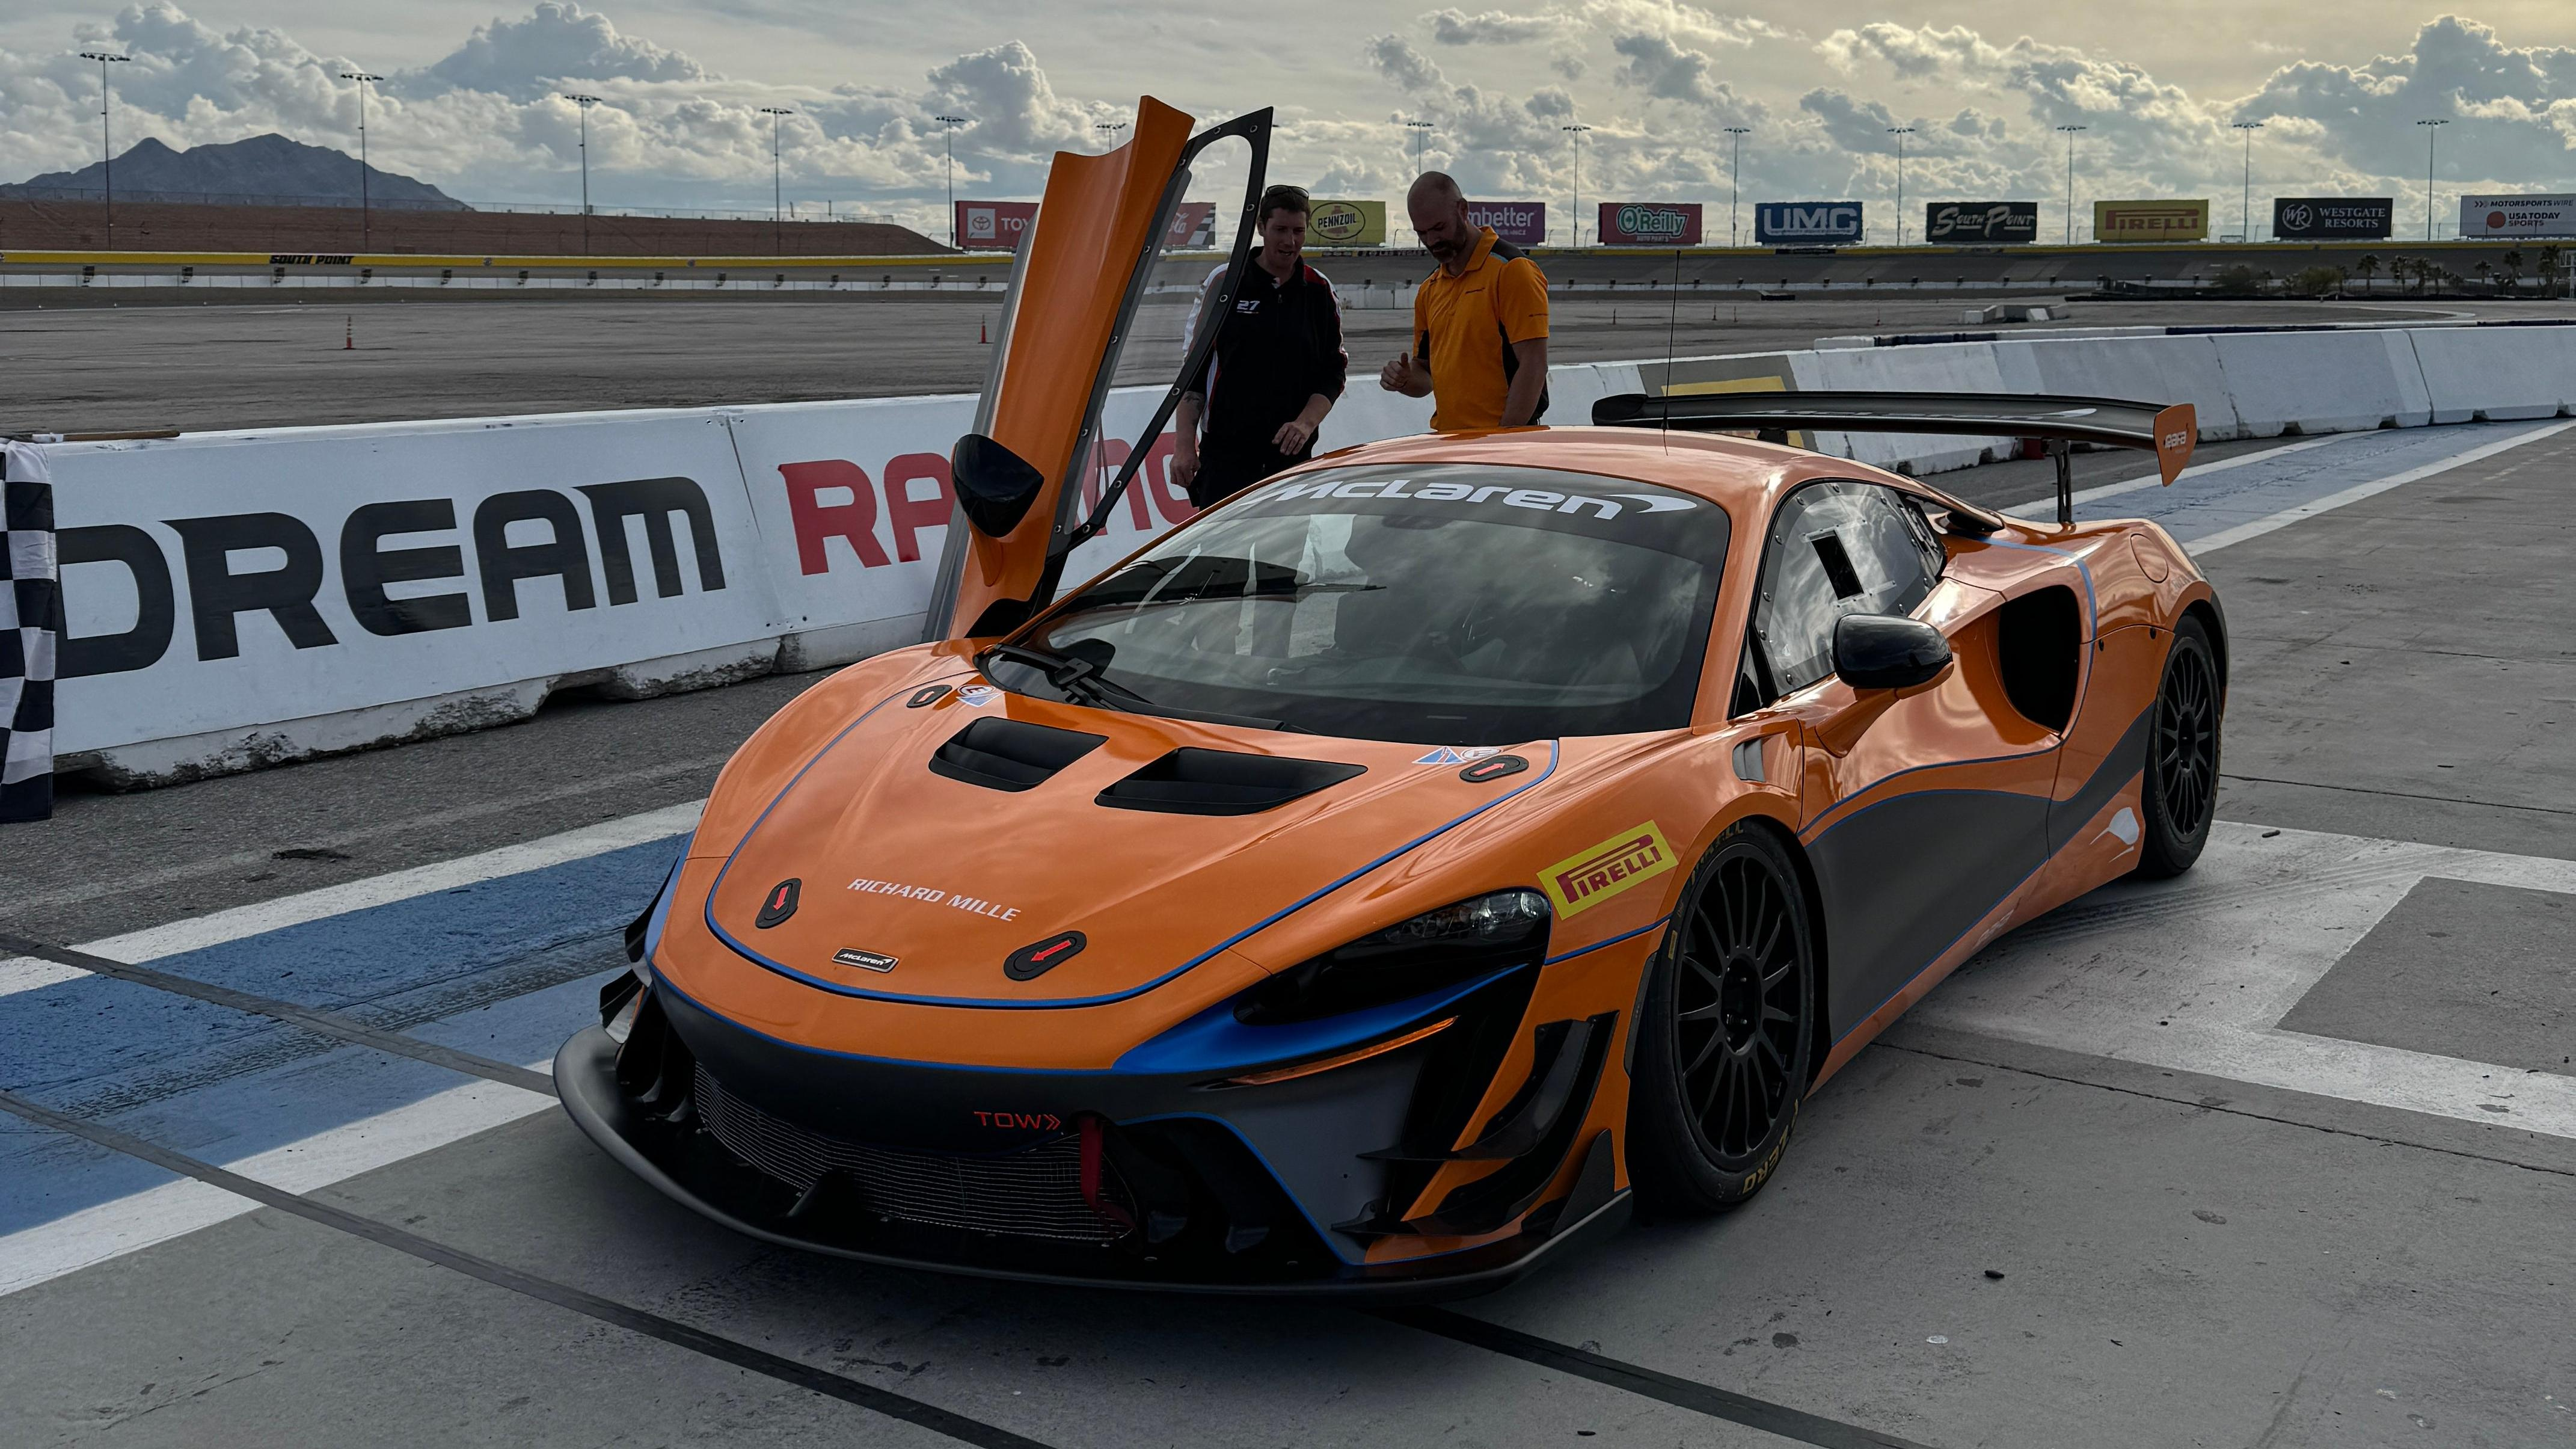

[1095,749,1366,816]
[928,718,1108,792]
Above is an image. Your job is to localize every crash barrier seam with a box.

[17,322,2575,790]
[0,1088,1061,1449]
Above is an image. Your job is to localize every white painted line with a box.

[1920,820,2576,1141]
[69,799,702,973]
[2191,419,2576,553]
[2001,432,2351,515]
[0,955,89,999]
[0,1065,558,1298]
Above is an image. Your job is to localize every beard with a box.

[1424,232,1465,262]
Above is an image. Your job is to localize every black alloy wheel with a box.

[2137,614,2221,879]
[1627,822,1816,1214]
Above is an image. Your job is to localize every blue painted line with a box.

[2086,422,2555,544]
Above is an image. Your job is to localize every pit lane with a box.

[4,423,2572,1447]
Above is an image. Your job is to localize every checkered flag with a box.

[3,439,60,823]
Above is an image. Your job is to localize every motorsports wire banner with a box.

[2093,199,2210,243]
[2459,194,2576,239]
[1596,202,1703,246]
[2273,197,2394,240]
[1924,202,2039,244]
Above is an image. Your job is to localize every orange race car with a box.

[557,101,2227,1297]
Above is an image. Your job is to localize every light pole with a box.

[1561,123,1591,246]
[564,94,600,254]
[1401,118,1436,176]
[2231,120,2262,241]
[758,106,793,254]
[2417,118,2447,241]
[1725,125,1750,247]
[934,113,968,247]
[79,51,129,249]
[1887,126,1915,245]
[2056,124,2088,244]
[1094,120,1127,152]
[339,70,382,250]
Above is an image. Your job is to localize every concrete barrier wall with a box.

[29,322,2572,786]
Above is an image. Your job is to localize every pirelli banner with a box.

[2093,199,2209,244]
[1307,199,1387,247]
[1596,202,1703,246]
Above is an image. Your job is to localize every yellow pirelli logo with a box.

[1542,822,1677,917]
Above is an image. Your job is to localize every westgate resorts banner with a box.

[2273,198,2394,240]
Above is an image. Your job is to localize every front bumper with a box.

[554,982,1628,1299]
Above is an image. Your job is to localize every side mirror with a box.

[1833,613,1952,692]
[950,433,1047,538]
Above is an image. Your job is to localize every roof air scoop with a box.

[951,433,1047,539]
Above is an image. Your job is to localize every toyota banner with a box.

[955,200,1039,250]
[2459,195,2576,239]
[1596,202,1704,247]
[1755,202,1863,245]
[1924,202,2039,244]
[1465,201,1548,247]
[2273,198,2393,240]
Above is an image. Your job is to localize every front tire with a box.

[1626,822,1817,1215]
[2136,615,2221,879]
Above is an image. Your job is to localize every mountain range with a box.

[3,134,466,210]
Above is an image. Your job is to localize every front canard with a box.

[1542,822,1677,917]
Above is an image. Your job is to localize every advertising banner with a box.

[1754,202,1863,245]
[954,200,1038,250]
[2093,200,2209,243]
[1307,199,1387,247]
[2272,198,2394,240]
[1165,202,1216,248]
[1596,202,1704,246]
[2459,194,2576,239]
[1924,201,2039,244]
[1465,201,1548,247]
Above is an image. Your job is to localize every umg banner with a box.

[1755,202,1863,245]
[1597,202,1704,246]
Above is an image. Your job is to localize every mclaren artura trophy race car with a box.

[557,100,2228,1297]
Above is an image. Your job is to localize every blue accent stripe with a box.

[1542,918,1666,966]
[705,734,1563,1011]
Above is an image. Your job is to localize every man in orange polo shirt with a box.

[1377,172,1550,430]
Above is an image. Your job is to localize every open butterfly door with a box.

[925,99,1273,641]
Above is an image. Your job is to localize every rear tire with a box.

[2136,615,2221,879]
[1626,822,1816,1215]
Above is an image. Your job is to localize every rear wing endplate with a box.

[1591,390,2197,528]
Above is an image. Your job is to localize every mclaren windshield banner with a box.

[2093,199,2210,243]
[1924,202,2039,244]
[2460,194,2576,239]
[2273,198,2393,239]
[1307,199,1387,246]
[1597,202,1704,246]
[1755,202,1863,245]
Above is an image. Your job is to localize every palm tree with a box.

[2473,259,2493,292]
[2353,254,2379,294]
[2539,246,2564,298]
[2500,248,2524,295]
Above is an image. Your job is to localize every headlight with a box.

[1233,889,1551,1024]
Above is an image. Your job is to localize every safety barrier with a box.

[20,321,2573,789]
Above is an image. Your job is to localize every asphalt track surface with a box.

[10,292,2571,435]
[6,423,2576,1447]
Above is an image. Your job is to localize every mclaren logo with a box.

[830,947,899,973]
[1260,476,1696,518]
[1542,822,1678,917]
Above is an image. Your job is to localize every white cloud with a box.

[406,2,707,102]
[1426,9,1580,46]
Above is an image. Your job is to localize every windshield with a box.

[992,463,1731,743]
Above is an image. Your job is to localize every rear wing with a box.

[1590,390,2197,528]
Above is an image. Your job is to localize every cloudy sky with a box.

[3,1,2573,242]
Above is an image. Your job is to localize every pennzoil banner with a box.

[1596,202,1703,246]
[2093,200,2209,243]
[1307,199,1387,247]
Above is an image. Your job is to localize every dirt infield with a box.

[0,199,949,258]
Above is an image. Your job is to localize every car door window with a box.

[1751,481,1945,696]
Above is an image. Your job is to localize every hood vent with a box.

[1096,748,1366,817]
[929,718,1108,792]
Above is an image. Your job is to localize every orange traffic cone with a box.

[979,317,989,344]
[343,316,354,351]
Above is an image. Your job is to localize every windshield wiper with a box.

[978,642,1291,731]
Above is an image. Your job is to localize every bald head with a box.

[1408,171,1476,269]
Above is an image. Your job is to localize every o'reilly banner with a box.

[1465,201,1548,247]
[1755,202,1863,245]
[1924,202,2038,244]
[2273,198,2393,240]
[1307,199,1386,247]
[2459,194,2576,239]
[1597,202,1704,246]
[2093,199,2209,243]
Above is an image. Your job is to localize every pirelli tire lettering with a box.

[58,476,728,678]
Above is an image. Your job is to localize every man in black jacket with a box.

[1171,185,1349,508]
